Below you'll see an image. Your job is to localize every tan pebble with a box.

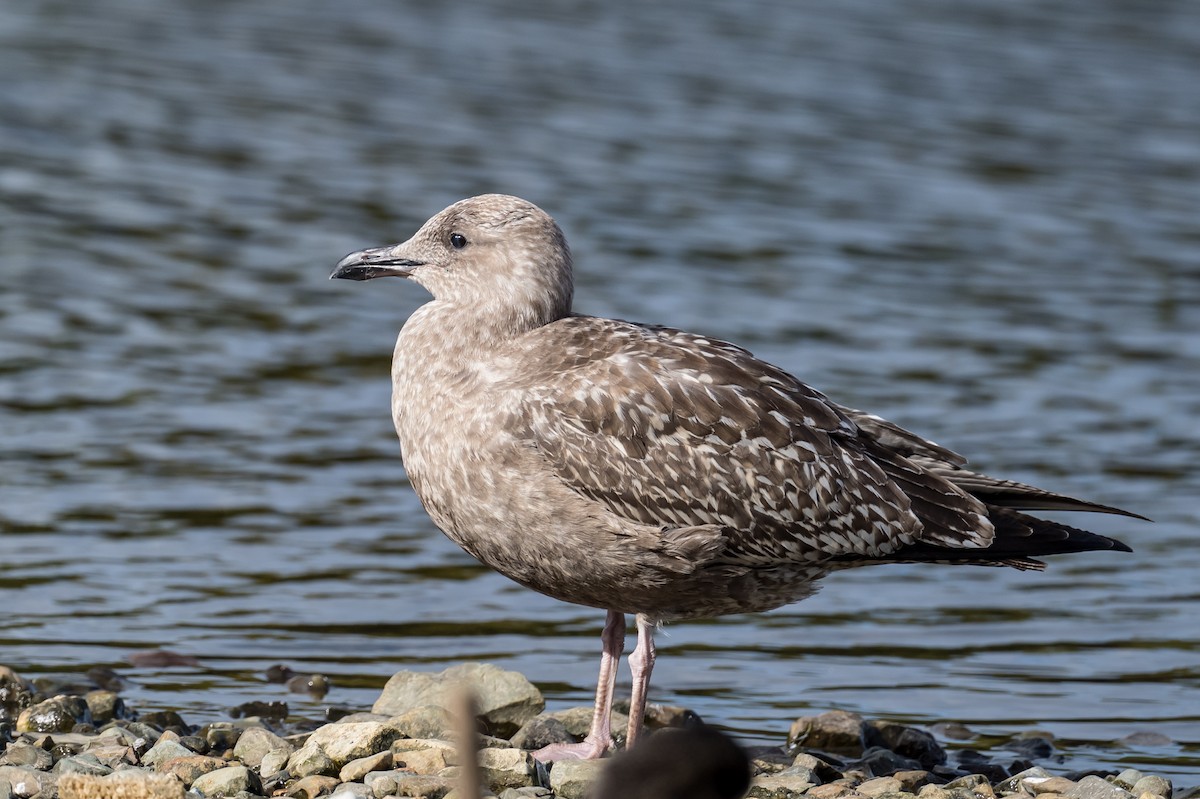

[1026,779,1076,795]
[339,751,393,783]
[858,777,904,797]
[159,755,229,787]
[394,747,455,775]
[808,783,857,799]
[287,775,341,799]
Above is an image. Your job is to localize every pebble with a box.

[372,663,544,739]
[548,760,604,799]
[232,727,293,768]
[0,662,1188,799]
[191,764,262,797]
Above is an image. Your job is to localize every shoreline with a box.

[2,663,1190,799]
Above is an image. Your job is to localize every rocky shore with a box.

[1,663,1189,799]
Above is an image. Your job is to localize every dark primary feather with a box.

[514,316,1132,567]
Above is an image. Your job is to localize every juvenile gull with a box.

[331,194,1139,762]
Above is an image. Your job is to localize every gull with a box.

[331,194,1138,761]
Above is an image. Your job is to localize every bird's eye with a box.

[450,233,467,249]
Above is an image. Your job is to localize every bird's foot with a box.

[531,735,613,762]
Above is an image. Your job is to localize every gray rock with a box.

[477,748,533,791]
[509,716,575,751]
[748,773,816,798]
[995,766,1054,794]
[1132,776,1172,798]
[363,769,453,799]
[1064,776,1135,799]
[0,743,53,771]
[0,767,48,799]
[329,783,375,799]
[386,706,456,741]
[261,749,290,777]
[1026,777,1078,795]
[372,664,544,739]
[288,742,339,778]
[53,753,113,777]
[142,739,195,768]
[498,788,552,799]
[307,721,405,767]
[789,710,867,756]
[1113,771,1145,790]
[232,726,293,768]
[548,759,604,799]
[191,765,261,798]
[158,756,229,787]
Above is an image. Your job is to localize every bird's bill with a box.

[330,245,425,281]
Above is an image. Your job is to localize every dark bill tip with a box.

[330,248,426,281]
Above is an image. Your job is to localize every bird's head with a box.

[332,194,574,332]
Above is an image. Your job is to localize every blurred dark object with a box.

[127,651,201,668]
[590,725,751,799]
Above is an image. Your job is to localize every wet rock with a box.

[372,664,544,739]
[301,721,404,768]
[508,716,574,752]
[1064,776,1134,799]
[338,751,392,783]
[232,726,292,768]
[856,747,924,777]
[1118,732,1172,748]
[83,692,125,726]
[363,769,452,799]
[0,743,53,771]
[141,711,191,734]
[287,675,331,699]
[548,759,604,799]
[386,706,457,741]
[995,766,1054,794]
[287,775,341,799]
[288,742,339,778]
[789,711,867,756]
[159,755,229,786]
[197,724,243,754]
[867,721,947,769]
[893,771,937,792]
[476,748,533,791]
[142,738,194,769]
[17,696,90,733]
[229,701,288,721]
[1113,771,1146,790]
[1131,777,1172,798]
[1007,734,1055,760]
[190,765,261,797]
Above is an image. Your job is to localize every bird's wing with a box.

[511,317,993,562]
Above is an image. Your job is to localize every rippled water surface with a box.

[2,0,1198,784]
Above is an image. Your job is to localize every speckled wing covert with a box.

[514,316,995,564]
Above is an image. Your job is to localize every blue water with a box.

[1,0,1197,784]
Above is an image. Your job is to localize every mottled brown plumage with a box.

[332,194,1137,762]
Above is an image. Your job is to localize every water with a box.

[2,0,1198,783]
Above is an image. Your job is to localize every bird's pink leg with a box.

[624,613,657,749]
[532,610,626,762]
